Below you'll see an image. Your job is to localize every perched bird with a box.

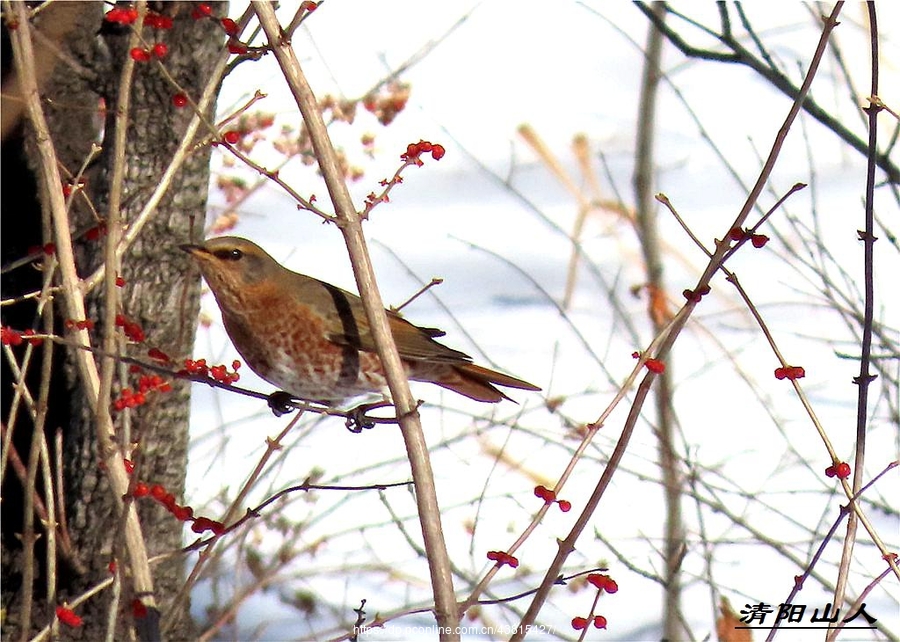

[181,237,540,406]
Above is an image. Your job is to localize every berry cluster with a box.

[180,358,241,385]
[115,314,146,343]
[362,140,447,215]
[129,44,168,62]
[65,318,95,331]
[104,6,175,62]
[26,242,55,256]
[362,81,410,126]
[400,140,446,165]
[825,462,851,479]
[111,375,172,412]
[682,284,711,303]
[571,572,618,631]
[103,6,139,25]
[587,573,619,593]
[486,550,519,569]
[130,477,225,536]
[571,615,606,630]
[533,485,571,512]
[728,226,769,248]
[1,327,43,346]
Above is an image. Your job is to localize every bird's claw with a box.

[344,401,394,433]
[267,390,297,417]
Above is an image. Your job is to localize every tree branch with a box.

[251,4,461,639]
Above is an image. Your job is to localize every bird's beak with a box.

[180,243,207,256]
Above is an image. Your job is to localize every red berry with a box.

[55,606,83,628]
[148,347,171,362]
[1,327,23,346]
[172,93,188,108]
[227,39,248,55]
[191,3,213,19]
[105,7,138,25]
[130,48,151,63]
[223,130,241,144]
[221,17,239,36]
[835,462,851,479]
[192,517,226,535]
[85,223,107,240]
[132,599,148,619]
[534,485,554,502]
[571,617,588,630]
[751,233,769,248]
[152,42,168,58]
[145,12,174,30]
[172,505,194,521]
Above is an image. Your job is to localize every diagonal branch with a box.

[512,3,848,636]
[251,3,461,639]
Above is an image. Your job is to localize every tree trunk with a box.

[2,3,222,639]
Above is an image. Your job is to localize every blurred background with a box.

[184,2,899,640]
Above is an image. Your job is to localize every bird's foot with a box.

[267,390,299,417]
[344,401,394,433]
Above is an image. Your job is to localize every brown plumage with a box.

[181,237,540,405]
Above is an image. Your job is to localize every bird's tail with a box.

[435,363,541,403]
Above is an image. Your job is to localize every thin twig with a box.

[632,1,900,183]
[831,1,882,630]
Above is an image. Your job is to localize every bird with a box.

[180,236,540,407]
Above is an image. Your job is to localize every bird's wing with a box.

[314,278,471,363]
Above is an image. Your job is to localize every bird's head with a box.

[180,236,284,297]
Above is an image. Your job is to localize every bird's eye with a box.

[214,248,243,261]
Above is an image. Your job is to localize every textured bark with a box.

[2,3,222,640]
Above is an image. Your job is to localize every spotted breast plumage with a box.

[181,237,540,405]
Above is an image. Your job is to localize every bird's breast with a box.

[216,285,390,402]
